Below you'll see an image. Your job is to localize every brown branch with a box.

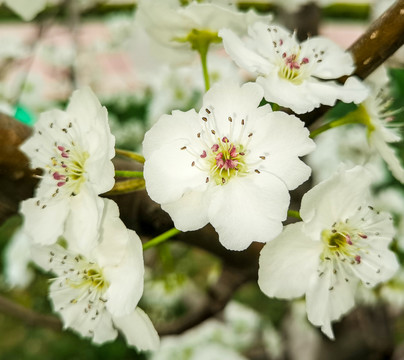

[157,266,250,335]
[0,294,62,331]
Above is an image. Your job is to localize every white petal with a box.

[219,28,271,75]
[352,248,399,287]
[303,37,355,79]
[300,166,371,236]
[5,0,46,21]
[92,310,118,344]
[371,132,404,184]
[144,138,207,204]
[248,111,315,189]
[306,77,369,108]
[201,82,265,136]
[64,187,104,255]
[113,307,160,351]
[257,73,320,114]
[67,87,115,164]
[95,198,131,267]
[142,109,200,158]
[161,190,210,231]
[20,197,70,245]
[306,263,358,339]
[208,172,290,251]
[258,223,322,299]
[104,232,144,317]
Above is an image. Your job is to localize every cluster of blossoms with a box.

[19,87,159,350]
[12,0,403,351]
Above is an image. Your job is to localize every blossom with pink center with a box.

[258,166,398,339]
[19,87,115,248]
[143,82,315,251]
[219,23,369,114]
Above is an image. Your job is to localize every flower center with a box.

[279,52,309,84]
[204,136,247,185]
[49,144,89,196]
[321,226,364,265]
[49,249,109,319]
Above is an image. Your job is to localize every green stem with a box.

[310,111,363,139]
[199,46,210,92]
[287,209,301,220]
[143,228,181,251]
[114,170,144,178]
[115,149,145,164]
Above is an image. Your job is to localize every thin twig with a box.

[0,294,62,331]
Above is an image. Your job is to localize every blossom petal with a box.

[64,187,104,254]
[20,197,69,245]
[144,138,208,204]
[258,223,322,299]
[104,231,145,317]
[219,28,271,75]
[142,109,200,158]
[306,76,369,108]
[306,263,358,339]
[113,307,160,351]
[300,166,371,236]
[208,172,290,251]
[248,111,315,189]
[352,247,399,287]
[257,73,321,114]
[95,199,132,267]
[162,190,210,231]
[303,37,355,79]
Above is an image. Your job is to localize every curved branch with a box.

[0,294,62,331]
[157,266,250,335]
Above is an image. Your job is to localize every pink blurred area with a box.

[0,18,366,107]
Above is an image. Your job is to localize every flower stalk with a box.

[143,228,181,251]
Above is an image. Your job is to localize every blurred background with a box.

[0,0,403,359]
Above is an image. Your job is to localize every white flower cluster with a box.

[12,0,404,351]
[19,87,159,351]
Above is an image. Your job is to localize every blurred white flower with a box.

[20,87,115,247]
[258,166,399,339]
[3,228,34,289]
[220,23,368,114]
[135,0,272,65]
[307,125,386,185]
[31,198,159,351]
[143,82,315,250]
[150,301,262,360]
[360,86,404,184]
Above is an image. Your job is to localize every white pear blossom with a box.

[258,166,399,339]
[135,0,272,65]
[219,23,368,114]
[31,199,159,351]
[143,82,315,251]
[20,87,115,247]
